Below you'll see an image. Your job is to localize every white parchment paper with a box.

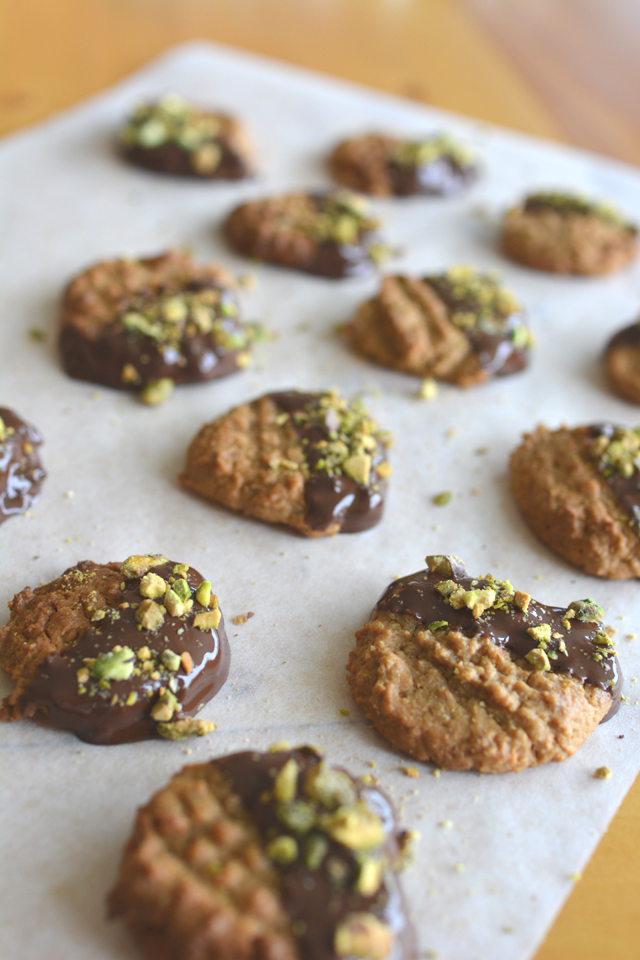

[2,42,640,960]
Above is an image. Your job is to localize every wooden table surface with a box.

[2,2,639,958]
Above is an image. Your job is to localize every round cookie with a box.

[348,555,621,774]
[0,408,46,524]
[502,191,638,275]
[510,422,640,578]
[329,132,478,197]
[225,191,388,278]
[108,746,414,960]
[119,93,255,179]
[181,390,392,537]
[0,554,229,743]
[604,318,640,404]
[59,249,252,401]
[344,266,531,387]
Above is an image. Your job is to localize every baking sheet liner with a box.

[2,42,640,960]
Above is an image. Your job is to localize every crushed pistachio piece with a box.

[156,717,216,739]
[356,856,385,896]
[150,688,180,722]
[76,667,90,684]
[321,803,385,850]
[273,758,300,804]
[594,766,612,779]
[135,599,166,632]
[514,590,531,614]
[140,377,174,406]
[193,608,221,631]
[91,646,136,682]
[304,762,358,810]
[139,572,167,600]
[172,578,192,603]
[276,800,317,835]
[525,648,551,671]
[164,587,185,617]
[334,913,394,960]
[125,691,138,706]
[418,376,438,401]
[303,834,329,870]
[433,491,452,506]
[266,835,298,864]
[137,646,151,661]
[161,649,182,672]
[195,581,212,607]
[122,554,167,578]
[566,599,604,622]
[427,620,448,631]
[527,623,552,645]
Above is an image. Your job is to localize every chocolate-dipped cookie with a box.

[344,266,530,387]
[605,318,640,404]
[329,133,478,197]
[348,555,621,773]
[502,191,638,275]
[0,408,46,524]
[59,249,252,402]
[0,554,229,744]
[224,191,388,278]
[180,390,392,537]
[119,93,255,179]
[511,423,640,578]
[108,746,414,960]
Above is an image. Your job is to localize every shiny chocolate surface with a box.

[0,407,46,525]
[21,560,230,744]
[216,747,415,960]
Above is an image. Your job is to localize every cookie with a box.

[329,133,478,197]
[0,408,46,524]
[59,249,251,401]
[225,191,387,278]
[344,266,530,387]
[0,554,229,743]
[510,422,640,579]
[604,318,640,404]
[108,746,414,960]
[181,390,392,537]
[119,93,255,179]
[502,191,638,275]
[347,555,621,774]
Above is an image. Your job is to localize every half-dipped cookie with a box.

[0,408,46,524]
[344,266,530,387]
[0,554,229,743]
[502,191,638,275]
[605,316,640,404]
[225,191,388,278]
[181,390,392,537]
[348,555,621,773]
[119,93,255,179]
[59,249,252,402]
[511,423,640,578]
[108,746,414,960]
[329,132,478,197]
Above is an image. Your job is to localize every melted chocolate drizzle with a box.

[587,423,640,531]
[122,141,251,180]
[21,561,230,744]
[306,195,383,279]
[0,408,46,524]
[216,748,414,960]
[423,276,528,377]
[376,564,621,720]
[60,280,246,390]
[269,391,385,533]
[388,155,477,197]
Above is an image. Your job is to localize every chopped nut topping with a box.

[121,554,167,578]
[273,758,300,804]
[432,491,452,506]
[156,717,216,739]
[140,377,174,406]
[334,913,394,960]
[594,766,612,779]
[356,857,385,896]
[90,646,136,682]
[525,648,551,671]
[266,835,298,864]
[150,688,179,722]
[304,763,358,810]
[135,599,166,631]
[180,651,194,673]
[193,608,221,631]
[320,803,385,850]
[139,572,167,599]
[514,590,531,613]
[566,599,605,622]
[524,191,636,230]
[195,581,212,607]
[161,649,181,672]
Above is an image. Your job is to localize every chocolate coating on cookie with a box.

[344,266,530,387]
[109,747,414,960]
[60,250,251,395]
[510,423,640,579]
[181,390,391,537]
[348,556,620,773]
[0,408,46,524]
[502,191,638,275]
[225,191,387,278]
[605,320,640,404]
[329,133,478,197]
[0,555,229,744]
[119,93,255,179]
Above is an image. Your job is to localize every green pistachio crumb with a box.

[594,766,612,779]
[433,491,452,506]
[266,835,298,864]
[193,608,221,631]
[525,648,551,671]
[527,623,552,645]
[273,758,300,804]
[156,717,216,739]
[195,581,212,607]
[135,599,166,631]
[161,649,182,672]
[140,378,174,406]
[91,646,136,682]
[150,689,180,722]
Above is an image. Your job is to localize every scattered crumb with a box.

[433,491,452,506]
[570,872,582,882]
[594,766,612,779]
[268,740,290,752]
[455,864,465,873]
[431,769,441,778]
[231,611,255,625]
[64,490,74,498]
[28,327,45,342]
[402,766,420,778]
[337,708,349,717]
[367,761,376,768]
[417,377,438,401]
[440,820,453,828]
[359,774,378,785]
[475,447,488,455]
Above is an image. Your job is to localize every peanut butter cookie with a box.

[510,423,640,578]
[0,408,46,525]
[181,390,392,537]
[502,191,638,275]
[347,555,621,773]
[344,266,530,387]
[108,746,414,960]
[329,132,478,197]
[225,191,388,278]
[60,249,252,402]
[0,554,229,743]
[119,93,255,179]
